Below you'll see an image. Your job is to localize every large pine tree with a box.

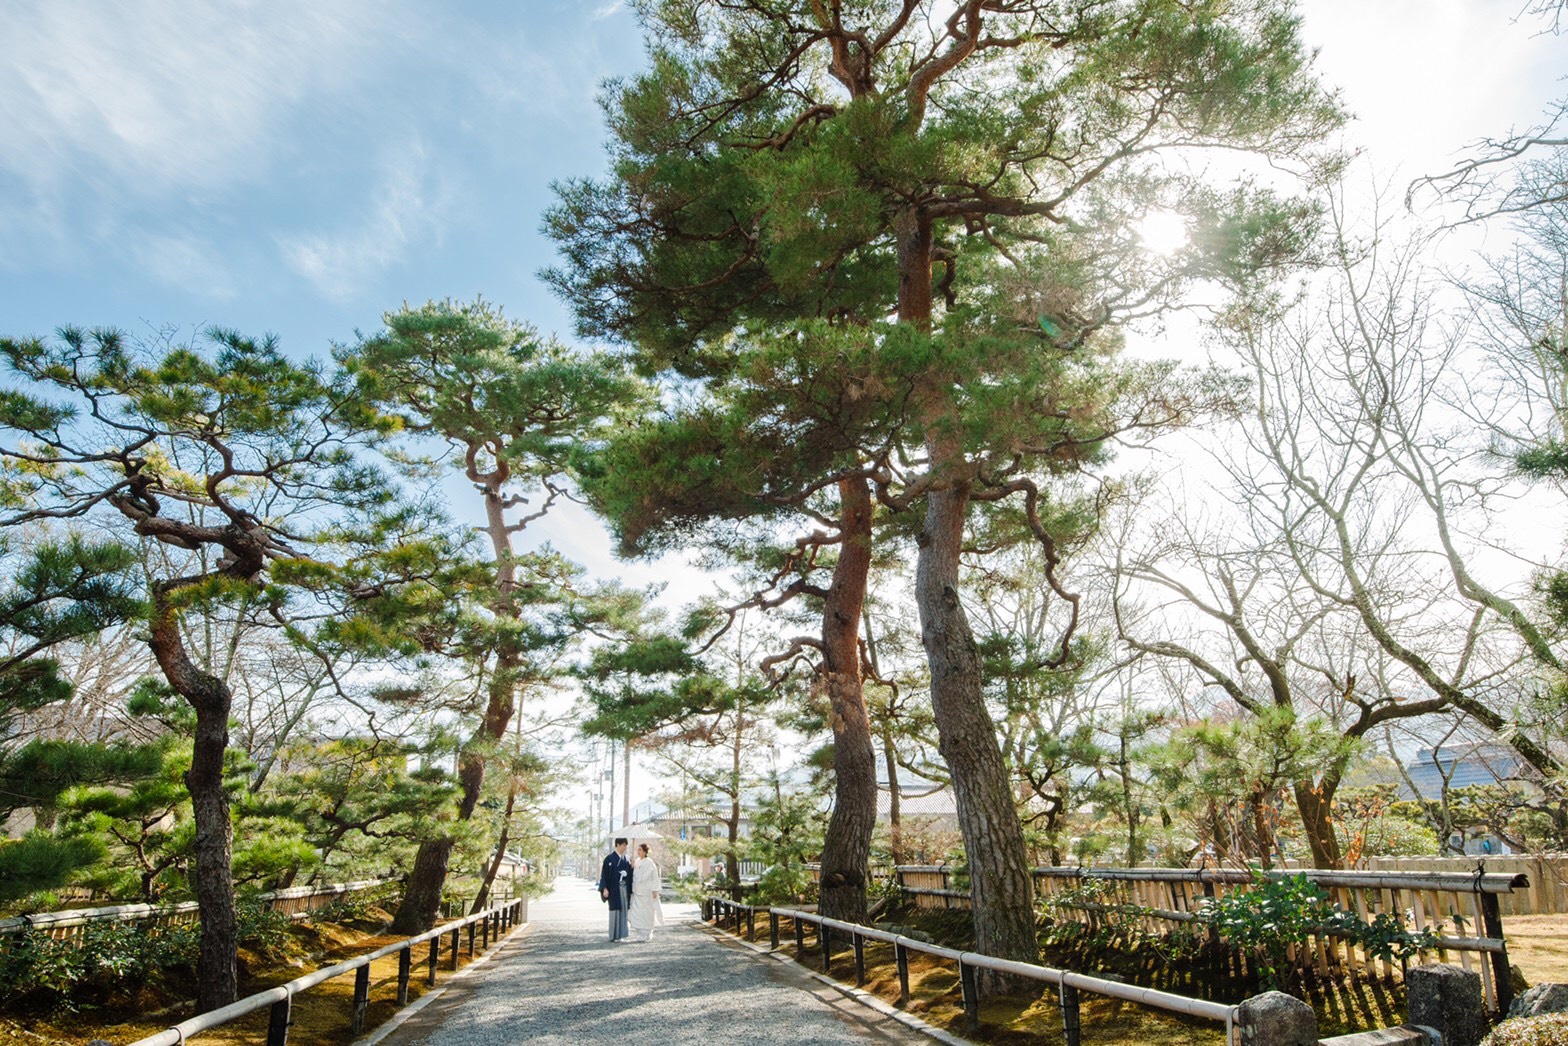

[547,0,1339,972]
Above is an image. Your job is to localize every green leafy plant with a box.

[1200,870,1439,989]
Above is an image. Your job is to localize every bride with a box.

[626,842,665,942]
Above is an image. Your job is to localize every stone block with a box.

[1317,1028,1434,1045]
[1237,990,1318,1046]
[1408,963,1486,1046]
[1507,982,1568,1020]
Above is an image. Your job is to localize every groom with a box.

[597,837,632,942]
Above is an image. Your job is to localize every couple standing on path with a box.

[598,837,664,942]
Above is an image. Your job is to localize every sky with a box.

[2,0,1564,821]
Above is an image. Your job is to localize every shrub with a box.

[1200,871,1437,989]
[236,899,294,960]
[1481,1013,1568,1046]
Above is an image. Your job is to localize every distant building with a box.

[1402,743,1526,800]
[876,784,958,823]
[1401,743,1529,855]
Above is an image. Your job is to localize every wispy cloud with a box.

[0,0,394,198]
[591,2,623,21]
[133,233,236,299]
[276,145,452,301]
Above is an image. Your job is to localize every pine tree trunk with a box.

[900,205,1040,984]
[471,782,518,914]
[883,733,904,865]
[1293,781,1343,869]
[915,476,1041,982]
[393,647,516,932]
[817,477,877,924]
[148,589,237,1014]
[393,839,457,933]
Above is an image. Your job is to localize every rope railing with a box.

[126,897,526,1046]
[705,897,1239,1046]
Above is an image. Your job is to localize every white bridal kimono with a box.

[627,856,666,941]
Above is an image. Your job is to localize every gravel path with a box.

[375,878,932,1046]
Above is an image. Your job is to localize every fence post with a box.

[748,906,755,940]
[853,932,866,986]
[959,959,980,1033]
[350,965,371,1036]
[266,996,291,1046]
[427,936,439,986]
[1058,983,1081,1046]
[467,921,476,957]
[1478,892,1514,1015]
[795,915,806,960]
[895,943,910,1006]
[1236,990,1317,1046]
[449,927,460,970]
[396,948,412,1005]
[769,910,779,950]
[821,924,832,972]
[482,911,491,949]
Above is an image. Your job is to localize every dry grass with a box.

[1499,914,1568,985]
[0,915,511,1046]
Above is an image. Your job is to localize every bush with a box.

[236,899,294,960]
[1481,1013,1568,1046]
[1200,871,1437,989]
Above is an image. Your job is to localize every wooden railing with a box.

[126,897,525,1046]
[895,863,1527,1013]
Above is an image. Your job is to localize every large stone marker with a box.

[1407,963,1487,1046]
[1237,990,1318,1046]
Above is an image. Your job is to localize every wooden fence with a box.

[894,863,1530,1013]
[0,878,396,945]
[1345,856,1567,916]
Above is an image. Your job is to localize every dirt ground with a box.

[1502,914,1568,985]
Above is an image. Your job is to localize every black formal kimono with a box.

[597,849,633,940]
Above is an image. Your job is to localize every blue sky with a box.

[0,0,642,353]
[1,0,1562,581]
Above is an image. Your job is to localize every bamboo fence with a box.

[894,863,1531,1012]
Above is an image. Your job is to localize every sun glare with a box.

[1136,210,1189,256]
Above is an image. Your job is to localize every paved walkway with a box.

[376,878,931,1046]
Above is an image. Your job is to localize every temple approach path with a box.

[371,877,935,1046]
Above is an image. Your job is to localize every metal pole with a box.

[1059,982,1081,1046]
[266,996,291,1046]
[396,948,411,1005]
[959,959,980,1033]
[350,965,370,1036]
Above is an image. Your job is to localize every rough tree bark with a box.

[816,477,877,923]
[902,208,1041,978]
[392,466,523,934]
[149,586,238,1014]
